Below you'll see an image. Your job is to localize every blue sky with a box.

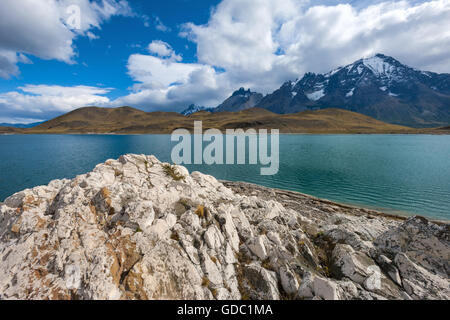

[0,0,449,123]
[2,1,220,97]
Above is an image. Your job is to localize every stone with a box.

[267,231,282,246]
[298,272,315,299]
[165,214,177,229]
[280,265,299,295]
[376,254,402,286]
[394,252,449,300]
[247,236,267,261]
[332,244,375,284]
[204,225,224,251]
[148,219,169,238]
[202,251,223,286]
[375,216,450,278]
[222,210,240,252]
[243,265,280,300]
[313,276,340,300]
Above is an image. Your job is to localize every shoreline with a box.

[221,180,449,225]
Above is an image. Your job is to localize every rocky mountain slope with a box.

[213,88,263,113]
[0,154,448,300]
[255,54,450,127]
[180,104,215,116]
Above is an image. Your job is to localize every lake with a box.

[0,134,449,220]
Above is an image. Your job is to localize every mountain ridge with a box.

[213,87,264,113]
[180,104,215,116]
[253,54,450,127]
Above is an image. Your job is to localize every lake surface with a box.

[0,134,449,220]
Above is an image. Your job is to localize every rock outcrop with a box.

[0,154,448,300]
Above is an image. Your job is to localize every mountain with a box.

[0,121,44,128]
[213,88,263,113]
[1,106,418,134]
[31,106,185,134]
[256,54,450,127]
[180,104,215,116]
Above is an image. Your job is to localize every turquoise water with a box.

[0,134,449,220]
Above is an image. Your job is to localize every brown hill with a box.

[0,126,24,134]
[5,106,420,134]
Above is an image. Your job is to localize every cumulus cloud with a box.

[114,47,227,111]
[118,0,450,112]
[0,85,111,122]
[0,0,132,79]
[276,0,450,74]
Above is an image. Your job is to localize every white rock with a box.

[165,213,177,229]
[247,236,267,261]
[222,211,240,252]
[313,277,340,300]
[204,225,224,251]
[267,231,282,246]
[148,219,169,238]
[280,265,299,295]
[298,272,315,299]
[202,252,223,286]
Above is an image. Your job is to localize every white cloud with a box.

[178,0,450,96]
[0,85,111,122]
[0,0,132,79]
[120,0,450,111]
[3,0,450,119]
[154,16,171,32]
[142,15,171,32]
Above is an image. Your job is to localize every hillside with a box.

[0,122,44,128]
[0,126,23,134]
[14,106,417,134]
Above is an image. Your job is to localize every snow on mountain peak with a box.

[306,89,325,101]
[362,55,397,77]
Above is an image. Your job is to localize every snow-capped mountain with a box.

[255,54,450,127]
[180,104,215,116]
[213,88,263,113]
[0,121,44,128]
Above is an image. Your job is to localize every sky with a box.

[0,0,449,123]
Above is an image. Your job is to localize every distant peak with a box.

[232,87,252,96]
[374,53,388,59]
